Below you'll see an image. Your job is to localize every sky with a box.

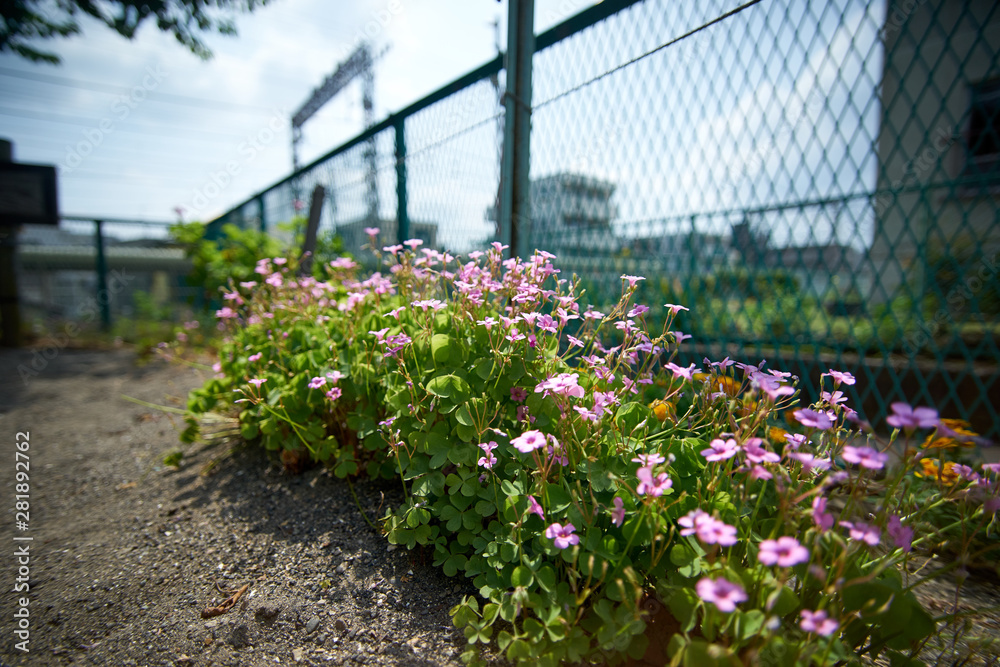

[0,0,886,253]
[0,0,598,227]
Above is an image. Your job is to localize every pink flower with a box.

[477,441,498,469]
[742,439,780,464]
[822,369,856,386]
[631,453,666,466]
[841,445,888,470]
[545,522,579,549]
[812,496,835,531]
[610,497,625,527]
[248,352,262,362]
[364,227,380,237]
[787,452,831,472]
[800,609,839,636]
[535,372,585,399]
[678,509,738,546]
[511,430,547,453]
[701,438,739,462]
[325,387,342,401]
[526,495,545,520]
[216,306,237,319]
[510,386,528,403]
[636,466,673,497]
[620,274,645,288]
[840,520,881,546]
[758,536,810,567]
[308,376,327,389]
[886,402,939,430]
[664,303,689,315]
[665,362,699,382]
[793,408,833,430]
[695,577,747,612]
[782,433,807,450]
[886,515,913,552]
[248,378,267,387]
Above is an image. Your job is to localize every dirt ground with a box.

[1,346,999,667]
[0,347,479,666]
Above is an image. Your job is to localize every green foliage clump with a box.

[184,241,1000,666]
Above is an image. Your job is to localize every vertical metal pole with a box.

[94,220,111,332]
[395,117,409,245]
[499,0,535,260]
[0,138,20,347]
[257,195,267,233]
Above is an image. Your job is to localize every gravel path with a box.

[2,347,1000,667]
[0,348,477,666]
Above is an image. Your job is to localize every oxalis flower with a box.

[800,609,839,636]
[701,437,739,462]
[610,497,625,527]
[636,466,672,497]
[545,522,579,549]
[887,515,913,552]
[757,536,810,567]
[886,402,939,430]
[678,509,738,546]
[527,495,545,520]
[511,430,547,453]
[840,520,881,546]
[841,445,888,470]
[696,577,747,613]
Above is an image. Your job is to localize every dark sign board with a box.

[0,163,59,226]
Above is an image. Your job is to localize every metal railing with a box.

[212,0,1000,439]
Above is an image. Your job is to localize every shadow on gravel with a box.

[162,439,481,661]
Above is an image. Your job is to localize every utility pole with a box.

[498,0,534,259]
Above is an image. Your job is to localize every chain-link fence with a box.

[212,0,1000,439]
[13,217,197,336]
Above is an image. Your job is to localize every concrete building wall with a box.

[870,0,1000,302]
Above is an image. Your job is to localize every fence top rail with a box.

[60,215,175,226]
[209,0,645,226]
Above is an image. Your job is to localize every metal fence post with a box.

[499,0,535,259]
[257,195,267,233]
[94,219,111,331]
[394,116,409,245]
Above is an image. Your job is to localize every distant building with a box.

[526,173,619,256]
[869,0,1000,302]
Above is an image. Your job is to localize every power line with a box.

[0,66,277,115]
[0,105,253,142]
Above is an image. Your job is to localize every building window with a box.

[965,79,1000,181]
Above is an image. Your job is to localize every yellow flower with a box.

[768,426,791,445]
[914,458,960,484]
[694,373,741,397]
[649,399,673,422]
[922,418,977,450]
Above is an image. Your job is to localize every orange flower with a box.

[914,458,959,484]
[922,419,977,450]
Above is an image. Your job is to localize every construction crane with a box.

[291,42,382,224]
